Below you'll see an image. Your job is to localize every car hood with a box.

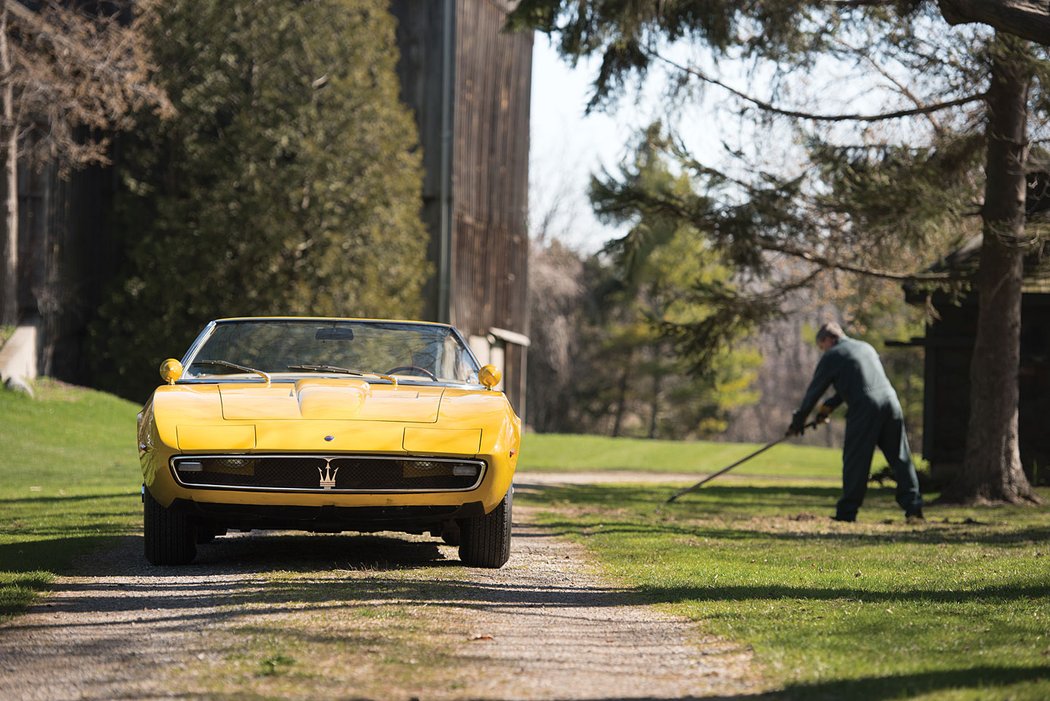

[220,378,442,421]
[157,378,443,423]
[145,378,518,454]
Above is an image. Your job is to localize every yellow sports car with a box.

[137,317,521,568]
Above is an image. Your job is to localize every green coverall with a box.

[790,336,923,521]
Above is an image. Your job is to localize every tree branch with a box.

[6,0,169,114]
[598,179,965,283]
[647,49,985,123]
[937,0,1050,46]
[830,36,946,134]
[832,0,894,6]
[757,238,963,282]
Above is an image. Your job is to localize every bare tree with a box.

[0,0,169,325]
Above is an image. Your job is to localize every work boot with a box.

[905,510,925,525]
[831,514,855,523]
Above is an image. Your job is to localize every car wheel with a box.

[143,489,197,565]
[458,488,511,568]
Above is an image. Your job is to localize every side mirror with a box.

[478,364,501,389]
[159,358,184,385]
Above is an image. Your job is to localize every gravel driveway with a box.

[0,478,763,700]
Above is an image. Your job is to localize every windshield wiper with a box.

[191,359,271,385]
[287,363,366,376]
[287,364,398,386]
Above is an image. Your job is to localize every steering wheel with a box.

[385,365,437,380]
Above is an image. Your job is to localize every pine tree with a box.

[511,1,1048,504]
[89,0,429,399]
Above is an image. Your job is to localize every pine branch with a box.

[757,238,961,281]
[647,49,985,123]
[829,36,946,134]
[598,179,965,283]
[832,0,896,7]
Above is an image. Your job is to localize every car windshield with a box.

[183,319,480,384]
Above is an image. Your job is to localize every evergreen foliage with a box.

[88,0,429,400]
[528,130,760,439]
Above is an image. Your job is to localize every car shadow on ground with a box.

[1,522,647,623]
[5,519,1048,701]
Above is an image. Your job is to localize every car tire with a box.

[143,488,197,565]
[458,488,511,568]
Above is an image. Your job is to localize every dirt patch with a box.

[0,505,764,700]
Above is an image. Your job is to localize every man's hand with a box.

[786,416,806,437]
[816,404,834,424]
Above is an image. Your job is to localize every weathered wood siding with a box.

[920,294,1050,485]
[392,0,532,413]
[14,144,111,380]
[450,0,530,339]
[390,0,450,322]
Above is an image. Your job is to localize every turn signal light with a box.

[159,358,184,385]
[478,364,501,389]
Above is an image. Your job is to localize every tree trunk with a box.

[0,2,18,326]
[611,350,632,437]
[647,362,661,439]
[938,0,1050,46]
[944,34,1038,504]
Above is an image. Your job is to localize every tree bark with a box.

[0,2,18,326]
[611,350,632,437]
[648,360,661,439]
[944,34,1038,504]
[938,0,1050,47]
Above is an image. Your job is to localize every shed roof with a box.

[920,234,1050,295]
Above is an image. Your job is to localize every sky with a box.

[525,28,965,257]
[528,35,645,253]
[527,34,727,254]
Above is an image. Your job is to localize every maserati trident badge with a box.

[318,459,339,490]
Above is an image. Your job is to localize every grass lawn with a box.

[0,380,141,619]
[517,433,1050,700]
[519,431,850,480]
[3,387,1047,700]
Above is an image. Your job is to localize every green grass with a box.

[0,379,141,619]
[520,431,847,480]
[520,477,1050,700]
[3,386,1047,700]
[0,324,13,346]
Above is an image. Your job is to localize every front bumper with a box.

[141,444,515,517]
[172,499,486,534]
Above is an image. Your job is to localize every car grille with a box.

[170,455,485,492]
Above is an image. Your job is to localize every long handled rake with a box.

[666,418,825,503]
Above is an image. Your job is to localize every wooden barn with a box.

[2,1,533,414]
[902,236,1050,485]
[391,0,533,415]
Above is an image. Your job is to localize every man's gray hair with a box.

[816,321,845,343]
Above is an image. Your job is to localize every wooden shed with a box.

[391,0,533,416]
[902,236,1050,485]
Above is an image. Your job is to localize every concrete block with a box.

[0,319,39,385]
[3,375,34,397]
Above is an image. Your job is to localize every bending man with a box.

[788,322,924,523]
